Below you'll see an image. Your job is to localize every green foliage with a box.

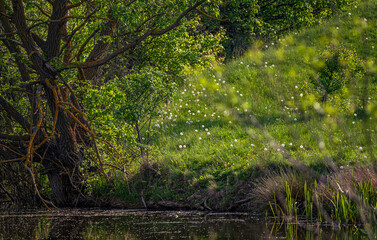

[202,0,358,57]
[285,181,297,217]
[304,181,313,220]
[332,190,357,223]
[357,180,377,207]
[312,45,365,101]
[83,21,224,169]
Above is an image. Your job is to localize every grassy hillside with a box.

[149,0,377,183]
[95,1,377,228]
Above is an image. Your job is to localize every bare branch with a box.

[25,84,43,165]
[24,164,57,208]
[0,143,24,156]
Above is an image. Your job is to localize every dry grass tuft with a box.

[251,170,310,213]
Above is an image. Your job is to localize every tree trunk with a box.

[47,167,82,207]
[40,77,87,207]
[1,0,205,207]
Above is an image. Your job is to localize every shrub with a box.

[312,45,365,102]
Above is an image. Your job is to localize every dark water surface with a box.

[0,210,367,239]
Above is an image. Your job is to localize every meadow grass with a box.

[93,0,377,232]
[147,0,377,185]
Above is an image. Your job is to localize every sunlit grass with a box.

[132,0,377,199]
[90,2,377,229]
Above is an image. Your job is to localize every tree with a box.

[0,0,222,206]
[201,0,357,58]
[312,45,365,102]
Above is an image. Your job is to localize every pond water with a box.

[0,210,367,239]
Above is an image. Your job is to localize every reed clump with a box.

[251,166,377,225]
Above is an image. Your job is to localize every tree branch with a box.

[46,0,69,59]
[52,14,113,22]
[0,95,30,131]
[32,1,51,18]
[0,37,23,46]
[57,8,100,60]
[31,32,47,51]
[68,1,205,71]
[0,133,29,141]
[0,182,15,203]
[77,9,117,80]
[12,0,54,77]
[66,0,88,10]
[196,8,229,22]
[75,28,100,61]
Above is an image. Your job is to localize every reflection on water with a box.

[0,210,367,239]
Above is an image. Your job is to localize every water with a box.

[0,210,367,239]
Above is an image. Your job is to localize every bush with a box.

[312,45,365,101]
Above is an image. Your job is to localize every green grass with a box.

[146,0,377,185]
[92,1,377,228]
